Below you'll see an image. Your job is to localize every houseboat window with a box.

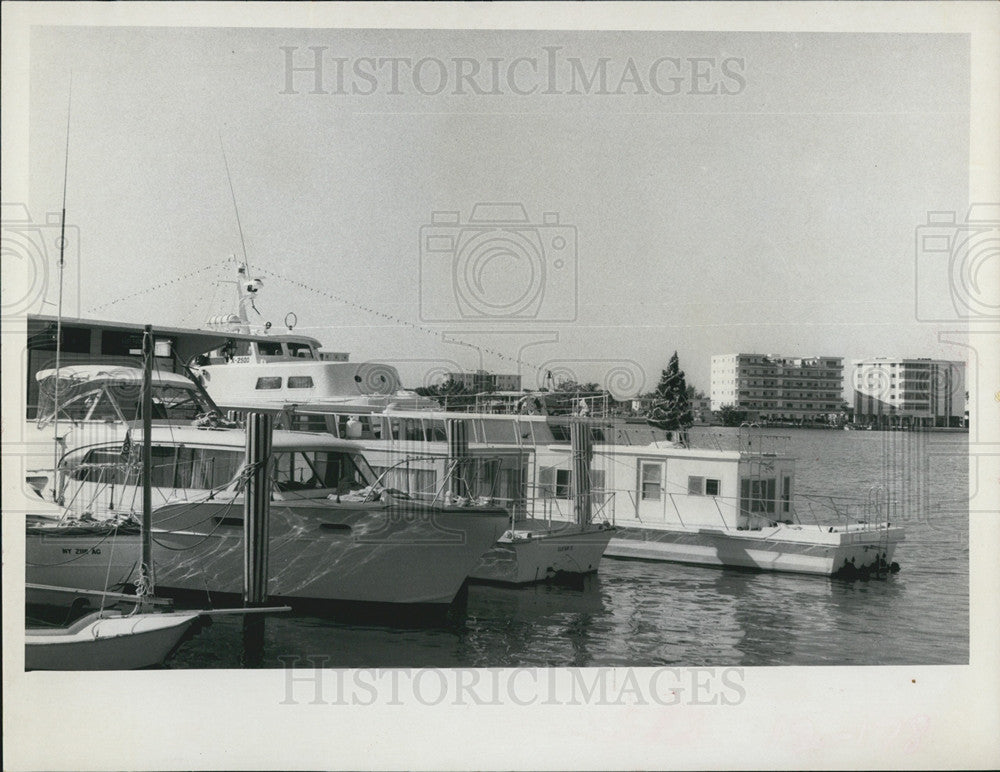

[257,341,284,357]
[480,418,518,444]
[705,478,720,496]
[273,450,376,492]
[687,476,704,495]
[782,476,791,513]
[549,423,571,442]
[555,469,572,499]
[255,377,282,390]
[291,414,329,433]
[427,420,447,442]
[641,463,662,501]
[287,376,314,389]
[287,342,315,359]
[740,478,777,514]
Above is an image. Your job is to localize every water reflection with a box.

[164,428,967,668]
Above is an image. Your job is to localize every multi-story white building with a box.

[445,370,522,392]
[852,358,965,428]
[710,354,844,422]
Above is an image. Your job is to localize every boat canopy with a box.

[35,365,215,427]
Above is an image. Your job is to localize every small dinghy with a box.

[25,609,203,671]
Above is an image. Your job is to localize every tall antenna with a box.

[51,74,73,504]
[220,134,251,276]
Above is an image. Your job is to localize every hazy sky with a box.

[25,27,970,396]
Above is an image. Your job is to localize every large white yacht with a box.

[26,426,508,605]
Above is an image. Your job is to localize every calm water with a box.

[167,428,968,668]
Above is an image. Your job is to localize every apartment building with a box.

[445,370,522,392]
[852,358,965,428]
[710,353,844,421]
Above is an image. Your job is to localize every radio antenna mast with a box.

[51,74,73,504]
[220,134,251,277]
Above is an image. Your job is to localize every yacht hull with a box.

[470,520,614,584]
[27,499,507,605]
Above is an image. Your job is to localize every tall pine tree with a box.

[648,351,693,435]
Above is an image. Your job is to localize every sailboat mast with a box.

[51,79,73,503]
[141,325,155,592]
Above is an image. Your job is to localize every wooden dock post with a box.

[243,412,273,606]
[242,412,272,667]
[571,420,593,526]
[446,418,469,498]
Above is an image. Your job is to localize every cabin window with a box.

[782,475,792,513]
[174,447,243,489]
[99,330,175,358]
[705,478,720,496]
[287,342,315,359]
[255,377,282,390]
[151,385,213,419]
[641,463,662,501]
[257,341,284,357]
[287,376,314,389]
[149,446,178,488]
[71,448,136,485]
[30,325,90,353]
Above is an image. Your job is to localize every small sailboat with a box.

[25,609,204,671]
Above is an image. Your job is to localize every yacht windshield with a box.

[272,449,377,493]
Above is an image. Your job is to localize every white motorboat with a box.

[27,425,507,605]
